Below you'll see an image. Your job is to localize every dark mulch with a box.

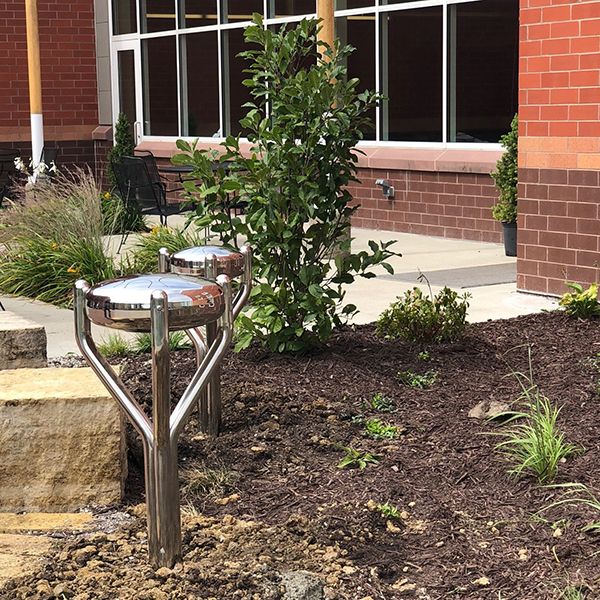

[117,311,600,599]
[4,311,600,599]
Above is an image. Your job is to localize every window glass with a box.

[222,28,254,136]
[141,0,175,33]
[117,50,137,130]
[224,0,262,23]
[335,14,376,140]
[112,0,137,35]
[182,32,220,136]
[335,0,375,8]
[179,0,217,28]
[271,0,315,17]
[142,37,179,135]
[450,0,519,142]
[381,7,442,141]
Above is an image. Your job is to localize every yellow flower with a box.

[103,191,111,200]
[50,242,58,250]
[150,225,162,235]
[67,266,78,274]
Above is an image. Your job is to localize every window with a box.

[112,0,518,144]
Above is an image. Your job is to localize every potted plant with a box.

[491,114,518,257]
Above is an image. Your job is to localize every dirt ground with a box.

[2,311,600,599]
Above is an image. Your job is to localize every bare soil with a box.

[3,311,600,599]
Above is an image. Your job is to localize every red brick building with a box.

[1,0,599,296]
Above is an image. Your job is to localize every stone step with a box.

[0,367,126,512]
[0,310,47,369]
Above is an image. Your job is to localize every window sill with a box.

[136,141,502,175]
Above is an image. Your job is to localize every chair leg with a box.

[117,231,129,255]
[0,300,5,311]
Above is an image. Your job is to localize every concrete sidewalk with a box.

[0,228,558,358]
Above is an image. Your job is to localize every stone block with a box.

[0,311,47,369]
[0,368,127,512]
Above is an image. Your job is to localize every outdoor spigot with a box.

[375,178,395,199]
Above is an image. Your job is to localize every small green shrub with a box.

[417,350,431,361]
[377,285,469,343]
[493,357,578,484]
[376,502,401,520]
[369,392,394,412]
[97,333,131,358]
[130,225,205,273]
[364,418,400,440]
[133,331,192,354]
[398,369,438,389]
[559,282,600,318]
[106,112,135,188]
[174,16,399,354]
[337,447,380,470]
[491,114,518,224]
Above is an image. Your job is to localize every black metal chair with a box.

[112,155,186,225]
[135,149,187,193]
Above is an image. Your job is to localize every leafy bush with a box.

[377,284,469,343]
[369,392,394,412]
[337,447,380,470]
[364,418,400,440]
[397,369,438,389]
[101,190,147,235]
[0,169,118,306]
[174,16,399,353]
[106,112,135,188]
[493,355,578,484]
[491,114,518,224]
[559,282,600,318]
[130,225,205,273]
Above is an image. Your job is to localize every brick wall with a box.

[519,0,600,295]
[350,168,503,243]
[0,0,99,168]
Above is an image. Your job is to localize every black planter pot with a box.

[502,222,517,257]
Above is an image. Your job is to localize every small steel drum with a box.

[85,273,224,332]
[170,246,244,279]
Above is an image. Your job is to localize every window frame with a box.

[108,0,512,149]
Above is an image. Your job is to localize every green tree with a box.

[175,15,399,353]
[491,114,518,224]
[106,112,135,188]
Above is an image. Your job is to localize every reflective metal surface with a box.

[85,273,223,332]
[74,274,234,569]
[170,245,245,278]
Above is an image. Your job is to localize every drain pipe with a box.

[25,0,45,170]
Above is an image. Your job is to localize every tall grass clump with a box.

[493,350,578,484]
[0,169,117,306]
[130,225,205,273]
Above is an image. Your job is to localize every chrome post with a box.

[203,253,220,435]
[164,245,252,437]
[149,290,181,568]
[74,273,231,569]
[158,247,170,274]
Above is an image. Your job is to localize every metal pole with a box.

[24,0,44,167]
[204,254,221,436]
[149,290,181,568]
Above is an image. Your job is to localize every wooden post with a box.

[25,0,45,167]
[316,0,334,56]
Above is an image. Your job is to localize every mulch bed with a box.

[4,311,600,599]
